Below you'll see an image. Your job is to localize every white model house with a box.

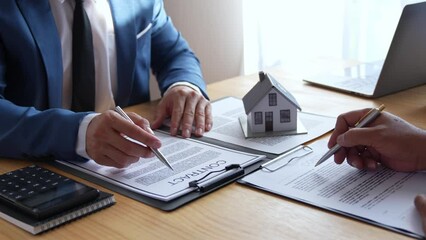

[242,71,301,134]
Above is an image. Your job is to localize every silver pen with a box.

[315,104,385,167]
[114,106,174,171]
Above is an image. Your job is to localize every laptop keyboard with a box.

[333,77,376,94]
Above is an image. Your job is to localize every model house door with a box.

[265,111,273,132]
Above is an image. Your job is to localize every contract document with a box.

[56,132,265,202]
[240,139,425,238]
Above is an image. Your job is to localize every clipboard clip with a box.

[188,164,244,193]
[261,145,313,172]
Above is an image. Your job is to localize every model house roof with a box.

[242,72,301,114]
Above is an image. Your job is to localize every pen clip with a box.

[355,104,385,126]
[188,164,243,192]
[261,145,313,172]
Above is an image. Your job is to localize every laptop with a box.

[303,1,426,98]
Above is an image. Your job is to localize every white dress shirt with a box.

[49,0,117,112]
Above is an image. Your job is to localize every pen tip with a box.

[166,163,174,171]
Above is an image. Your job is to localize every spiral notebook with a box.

[0,191,115,235]
[0,192,115,235]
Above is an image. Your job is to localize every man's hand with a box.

[86,110,161,168]
[415,194,426,235]
[152,85,213,138]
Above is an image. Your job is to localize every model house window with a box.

[254,112,263,124]
[268,93,277,106]
[280,110,291,123]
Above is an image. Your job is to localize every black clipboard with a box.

[52,157,265,211]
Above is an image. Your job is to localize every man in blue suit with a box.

[0,0,212,168]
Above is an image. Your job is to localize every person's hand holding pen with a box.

[114,106,173,170]
[326,108,426,172]
[85,109,162,168]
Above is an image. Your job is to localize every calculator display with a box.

[21,181,86,208]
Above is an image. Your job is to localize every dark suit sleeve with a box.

[150,0,209,99]
[0,38,87,162]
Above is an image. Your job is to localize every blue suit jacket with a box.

[0,0,207,161]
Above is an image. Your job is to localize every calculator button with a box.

[14,195,23,200]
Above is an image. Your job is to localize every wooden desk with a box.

[1,68,425,239]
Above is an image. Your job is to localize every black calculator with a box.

[0,165,99,219]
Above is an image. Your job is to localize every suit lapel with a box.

[17,0,63,108]
[109,0,136,107]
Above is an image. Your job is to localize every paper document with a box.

[240,140,425,238]
[57,132,265,202]
[204,97,335,155]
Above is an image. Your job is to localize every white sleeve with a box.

[76,113,100,159]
